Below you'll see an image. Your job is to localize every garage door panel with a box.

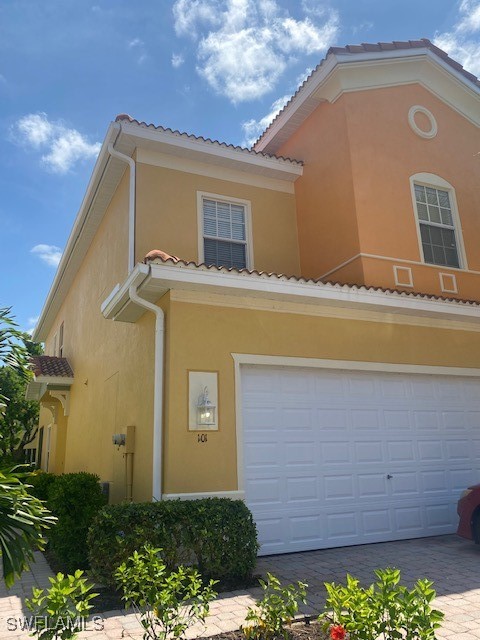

[316,408,348,429]
[387,440,416,462]
[362,509,392,535]
[358,474,388,498]
[242,365,480,555]
[383,409,412,429]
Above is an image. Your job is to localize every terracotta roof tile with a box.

[254,38,480,148]
[32,356,74,378]
[115,114,303,166]
[144,251,480,308]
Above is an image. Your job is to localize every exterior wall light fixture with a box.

[197,386,216,426]
[188,371,219,431]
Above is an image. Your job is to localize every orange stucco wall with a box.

[273,97,361,280]
[277,83,480,299]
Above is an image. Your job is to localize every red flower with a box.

[330,625,346,640]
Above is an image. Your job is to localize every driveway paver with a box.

[0,535,478,639]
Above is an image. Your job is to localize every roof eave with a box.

[102,262,480,326]
[254,47,480,153]
[115,120,303,180]
[33,122,121,343]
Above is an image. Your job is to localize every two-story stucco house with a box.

[27,39,480,555]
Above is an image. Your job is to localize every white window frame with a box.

[409,173,467,271]
[58,322,64,358]
[197,191,254,270]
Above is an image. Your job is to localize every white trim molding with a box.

[440,272,458,294]
[393,265,414,288]
[255,48,480,154]
[196,191,254,270]
[318,252,480,280]
[49,390,70,417]
[102,261,480,327]
[408,105,438,139]
[232,353,480,493]
[136,148,295,194]
[162,490,245,501]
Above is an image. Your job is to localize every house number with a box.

[197,433,208,443]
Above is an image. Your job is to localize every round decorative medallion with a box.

[408,105,438,139]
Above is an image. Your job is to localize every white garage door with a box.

[241,365,480,555]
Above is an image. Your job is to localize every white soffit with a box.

[102,262,480,326]
[117,121,302,181]
[256,50,480,154]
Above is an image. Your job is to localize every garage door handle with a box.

[387,474,393,480]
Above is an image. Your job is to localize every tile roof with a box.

[32,356,74,379]
[115,114,303,166]
[254,38,480,148]
[144,251,480,308]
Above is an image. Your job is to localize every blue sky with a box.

[1,0,479,337]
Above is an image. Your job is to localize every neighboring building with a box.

[28,39,480,555]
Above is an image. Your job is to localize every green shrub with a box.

[47,473,106,572]
[242,572,307,640]
[320,567,444,640]
[26,570,98,640]
[88,498,258,588]
[28,471,57,503]
[30,472,106,572]
[115,544,217,640]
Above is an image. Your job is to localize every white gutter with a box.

[128,279,164,501]
[108,134,136,274]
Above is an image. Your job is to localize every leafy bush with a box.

[26,570,98,640]
[0,466,56,587]
[28,471,57,503]
[88,498,258,588]
[46,473,106,572]
[242,572,307,640]
[115,544,217,640]
[320,567,444,640]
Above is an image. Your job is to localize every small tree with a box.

[0,467,56,587]
[0,307,55,586]
[0,334,42,462]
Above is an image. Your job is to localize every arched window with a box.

[410,173,466,269]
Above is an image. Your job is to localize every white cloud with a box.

[434,0,480,76]
[172,0,339,103]
[13,113,100,174]
[26,316,39,336]
[127,38,148,64]
[242,94,290,146]
[173,0,221,37]
[172,52,185,68]
[31,244,63,267]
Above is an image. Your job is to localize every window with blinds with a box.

[202,198,248,269]
[413,183,460,268]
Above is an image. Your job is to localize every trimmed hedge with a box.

[29,471,107,572]
[88,498,258,588]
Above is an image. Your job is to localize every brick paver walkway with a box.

[0,535,478,639]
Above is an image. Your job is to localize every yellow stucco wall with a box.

[135,163,301,276]
[40,171,160,503]
[163,295,480,494]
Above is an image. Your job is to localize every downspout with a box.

[128,280,164,501]
[107,134,136,274]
